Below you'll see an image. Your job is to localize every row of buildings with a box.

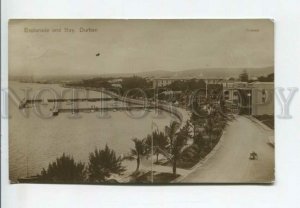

[222,81,274,116]
[103,77,273,116]
[152,77,223,88]
[152,77,274,116]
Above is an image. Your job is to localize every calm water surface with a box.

[9,81,176,181]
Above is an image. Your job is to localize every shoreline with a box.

[12,82,191,183]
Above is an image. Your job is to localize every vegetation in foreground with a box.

[25,99,228,184]
[20,77,231,183]
[35,145,125,184]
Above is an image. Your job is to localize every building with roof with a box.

[152,77,223,88]
[223,81,274,115]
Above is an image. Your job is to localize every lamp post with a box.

[151,125,158,184]
[247,91,251,115]
[205,81,208,99]
[151,134,154,183]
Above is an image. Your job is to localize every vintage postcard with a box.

[8,19,274,184]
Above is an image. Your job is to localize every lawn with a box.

[253,114,274,129]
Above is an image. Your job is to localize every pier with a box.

[19,97,119,109]
[57,106,154,113]
[18,89,185,124]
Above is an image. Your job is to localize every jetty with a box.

[18,97,118,109]
[18,89,187,124]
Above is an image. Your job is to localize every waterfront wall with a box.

[103,89,185,124]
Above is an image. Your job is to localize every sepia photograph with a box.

[8,19,274,184]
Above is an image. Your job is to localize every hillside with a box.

[135,66,274,79]
[10,66,274,82]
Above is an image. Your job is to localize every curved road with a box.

[182,116,274,183]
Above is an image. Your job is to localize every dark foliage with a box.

[66,77,111,88]
[88,145,125,182]
[144,131,169,163]
[165,121,186,175]
[166,79,206,91]
[38,153,85,183]
[122,76,152,91]
[257,73,274,82]
[131,138,148,172]
[239,70,249,82]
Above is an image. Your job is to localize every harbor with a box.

[10,81,184,182]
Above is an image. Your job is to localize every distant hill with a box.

[135,66,274,79]
[10,66,273,82]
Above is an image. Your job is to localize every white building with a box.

[223,81,274,115]
[152,78,223,88]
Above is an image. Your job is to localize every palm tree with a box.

[205,115,215,149]
[165,121,180,145]
[131,138,147,172]
[88,145,125,182]
[204,110,227,148]
[145,131,169,163]
[190,112,199,137]
[165,121,187,176]
[39,153,85,183]
[179,121,192,143]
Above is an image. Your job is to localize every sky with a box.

[9,19,274,76]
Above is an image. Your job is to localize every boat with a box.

[19,99,27,109]
[52,109,59,116]
[90,106,95,112]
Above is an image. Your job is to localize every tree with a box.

[193,132,205,147]
[88,145,125,182]
[121,76,152,92]
[189,113,200,137]
[239,70,249,82]
[39,153,85,183]
[131,138,147,172]
[144,131,169,163]
[165,121,180,145]
[166,79,206,91]
[170,125,187,176]
[165,121,186,176]
[205,116,215,149]
[204,111,227,149]
[189,112,206,140]
[257,73,274,82]
[178,121,192,141]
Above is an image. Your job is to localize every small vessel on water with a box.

[51,109,59,116]
[19,98,27,109]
